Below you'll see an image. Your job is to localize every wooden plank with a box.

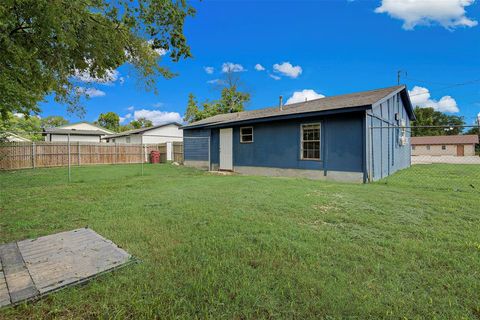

[0,243,38,304]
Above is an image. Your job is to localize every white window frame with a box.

[240,126,254,143]
[300,123,321,160]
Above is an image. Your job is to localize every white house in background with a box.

[102,123,183,160]
[2,132,31,142]
[43,122,114,142]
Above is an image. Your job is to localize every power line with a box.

[408,78,480,97]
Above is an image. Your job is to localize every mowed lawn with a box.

[1,164,479,319]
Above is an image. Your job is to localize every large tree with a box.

[0,112,43,141]
[129,117,153,129]
[411,107,465,136]
[96,112,120,131]
[184,70,250,123]
[0,0,195,120]
[40,116,69,128]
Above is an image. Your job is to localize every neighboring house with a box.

[102,123,183,160]
[182,85,415,183]
[2,132,31,142]
[411,135,479,157]
[43,122,113,142]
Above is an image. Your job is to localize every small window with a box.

[112,138,116,143]
[126,137,131,143]
[240,127,253,143]
[301,124,320,160]
[412,145,416,150]
[426,145,430,150]
[441,145,446,150]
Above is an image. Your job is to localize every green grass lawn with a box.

[1,164,479,319]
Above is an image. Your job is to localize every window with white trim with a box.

[301,124,320,160]
[240,127,253,143]
[126,137,131,143]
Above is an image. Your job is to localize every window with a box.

[301,124,320,160]
[442,145,446,150]
[412,145,416,150]
[112,138,116,143]
[126,137,131,143]
[426,145,430,150]
[240,127,253,143]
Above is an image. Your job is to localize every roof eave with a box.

[185,105,371,130]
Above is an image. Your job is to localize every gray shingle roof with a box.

[43,128,108,135]
[183,85,407,129]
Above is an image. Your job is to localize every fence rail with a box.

[0,141,183,170]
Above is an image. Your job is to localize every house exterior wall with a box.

[412,144,475,156]
[109,134,142,144]
[366,92,411,181]
[141,124,183,144]
[47,134,102,143]
[184,113,365,181]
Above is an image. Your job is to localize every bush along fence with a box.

[0,141,184,170]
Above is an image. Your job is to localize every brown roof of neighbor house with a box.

[182,85,411,129]
[411,135,479,145]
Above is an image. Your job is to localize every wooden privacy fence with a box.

[0,142,184,170]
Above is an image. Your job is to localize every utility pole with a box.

[397,70,407,85]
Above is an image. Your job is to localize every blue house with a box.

[182,85,415,182]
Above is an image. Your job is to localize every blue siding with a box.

[230,114,364,172]
[368,92,411,181]
[183,129,210,161]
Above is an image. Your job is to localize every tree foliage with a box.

[40,116,69,128]
[184,73,250,124]
[0,113,42,141]
[96,112,120,131]
[411,107,465,136]
[129,117,153,129]
[0,0,195,120]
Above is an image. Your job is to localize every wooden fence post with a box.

[78,142,81,166]
[31,142,36,169]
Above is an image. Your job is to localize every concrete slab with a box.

[0,228,132,308]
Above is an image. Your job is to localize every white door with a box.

[219,128,233,170]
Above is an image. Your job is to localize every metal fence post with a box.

[67,134,71,182]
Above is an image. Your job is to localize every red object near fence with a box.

[150,150,160,164]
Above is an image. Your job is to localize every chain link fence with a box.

[369,125,480,191]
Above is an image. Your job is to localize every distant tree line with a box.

[411,107,478,136]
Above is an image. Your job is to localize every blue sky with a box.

[40,0,480,126]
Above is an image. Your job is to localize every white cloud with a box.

[254,64,265,71]
[133,109,182,125]
[127,106,135,111]
[204,66,214,74]
[74,69,120,85]
[119,77,125,85]
[286,89,325,105]
[76,87,106,97]
[119,113,132,124]
[375,0,478,30]
[222,62,245,73]
[273,62,302,79]
[207,79,223,84]
[269,74,281,81]
[408,86,459,113]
